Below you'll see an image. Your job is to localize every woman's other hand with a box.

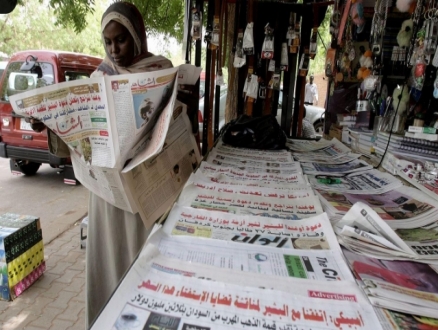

[29,118,46,133]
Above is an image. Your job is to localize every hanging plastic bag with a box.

[216,70,225,86]
[191,7,202,40]
[280,43,289,71]
[233,31,246,68]
[243,22,255,55]
[211,16,220,46]
[261,23,274,59]
[246,74,259,100]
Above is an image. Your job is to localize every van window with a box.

[1,61,54,102]
[65,71,91,81]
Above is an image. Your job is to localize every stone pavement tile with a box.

[48,261,74,275]
[40,282,65,299]
[49,319,75,330]
[61,250,83,264]
[32,272,61,290]
[69,258,86,272]
[69,316,86,330]
[2,310,40,329]
[57,301,84,323]
[21,296,53,314]
[62,276,85,293]
[0,300,9,312]
[44,254,66,270]
[28,306,65,329]
[56,268,82,284]
[46,290,77,310]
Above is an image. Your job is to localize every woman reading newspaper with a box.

[30,2,173,326]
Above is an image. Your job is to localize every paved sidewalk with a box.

[0,221,86,330]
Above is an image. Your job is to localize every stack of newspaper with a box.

[90,138,385,329]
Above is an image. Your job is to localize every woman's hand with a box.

[29,118,46,133]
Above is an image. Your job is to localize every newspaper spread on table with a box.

[9,66,201,227]
[147,230,354,282]
[335,203,438,263]
[92,246,383,330]
[162,205,339,251]
[198,162,310,185]
[343,248,438,318]
[176,183,323,220]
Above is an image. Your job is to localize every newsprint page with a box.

[9,66,201,227]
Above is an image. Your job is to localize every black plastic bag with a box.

[221,114,287,150]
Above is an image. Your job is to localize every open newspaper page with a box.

[343,248,438,318]
[307,169,403,194]
[92,246,382,330]
[121,104,201,227]
[316,186,438,228]
[148,230,354,281]
[10,67,201,226]
[335,202,438,263]
[176,183,323,220]
[162,205,339,251]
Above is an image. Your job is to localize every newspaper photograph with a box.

[176,184,323,220]
[307,170,403,194]
[198,162,310,185]
[301,159,372,175]
[92,249,382,330]
[343,248,438,317]
[162,205,339,251]
[148,230,354,281]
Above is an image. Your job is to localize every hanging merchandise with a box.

[370,0,390,58]
[270,73,281,90]
[396,0,416,13]
[392,85,410,115]
[280,43,289,71]
[325,48,336,78]
[412,56,427,91]
[243,22,255,55]
[268,59,276,72]
[357,49,373,80]
[298,51,310,77]
[216,69,225,86]
[211,16,220,46]
[286,13,295,46]
[191,6,202,40]
[291,16,301,54]
[350,0,365,33]
[259,82,266,99]
[433,71,438,98]
[243,74,259,100]
[409,25,426,66]
[330,0,341,46]
[309,28,318,59]
[233,31,246,68]
[261,23,275,59]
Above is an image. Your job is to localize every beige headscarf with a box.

[97,2,172,76]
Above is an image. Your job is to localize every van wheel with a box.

[10,160,41,176]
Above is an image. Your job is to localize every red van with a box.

[0,50,101,184]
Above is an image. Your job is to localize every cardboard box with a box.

[0,213,44,301]
[329,125,343,141]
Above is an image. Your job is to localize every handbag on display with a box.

[221,114,287,150]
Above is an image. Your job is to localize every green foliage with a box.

[0,0,105,57]
[309,6,332,75]
[43,0,184,42]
